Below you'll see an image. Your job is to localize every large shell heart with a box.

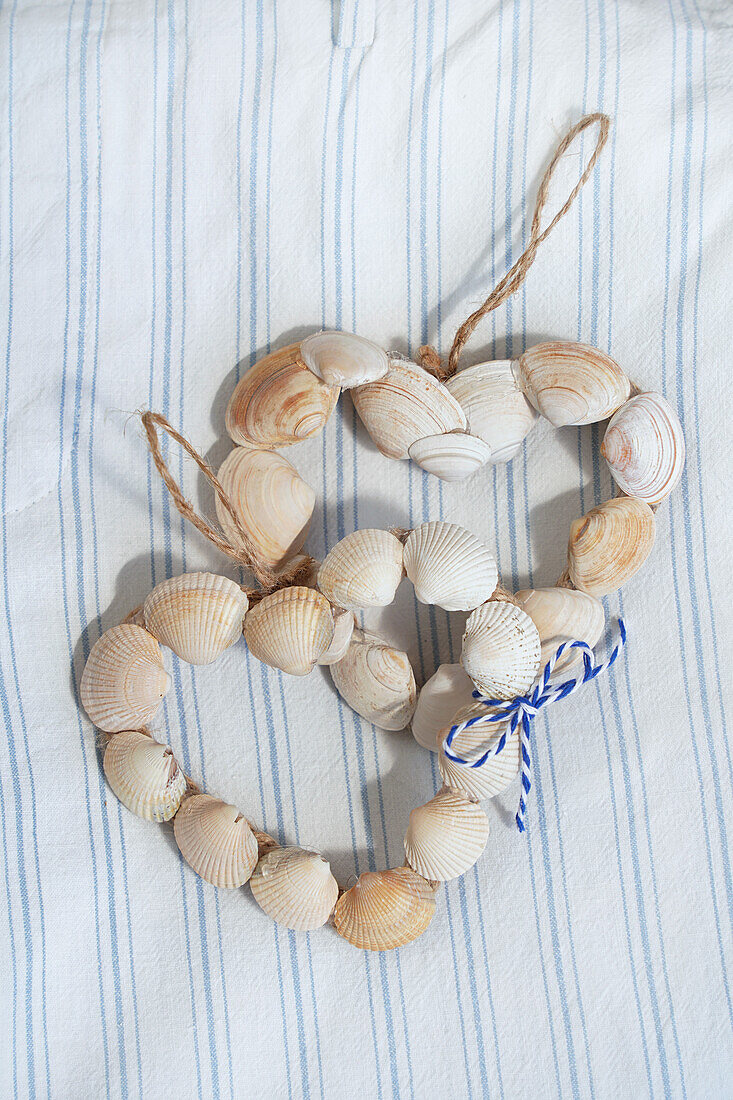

[567,496,655,596]
[404,789,489,882]
[601,391,685,505]
[515,341,631,427]
[250,847,339,931]
[333,867,437,951]
[143,572,248,665]
[103,730,186,822]
[243,586,334,676]
[173,794,258,888]
[80,624,170,733]
[403,521,498,612]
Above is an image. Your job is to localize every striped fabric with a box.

[0,1,730,1097]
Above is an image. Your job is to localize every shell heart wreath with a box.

[79,114,686,952]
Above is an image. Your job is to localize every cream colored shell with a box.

[407,431,492,481]
[317,529,404,611]
[515,587,605,674]
[411,663,476,752]
[461,600,541,699]
[333,867,436,951]
[445,359,539,462]
[403,521,498,612]
[103,730,186,821]
[567,496,655,597]
[80,624,170,733]
[173,794,258,888]
[300,330,389,389]
[438,709,520,801]
[515,341,631,427]
[317,608,355,665]
[330,629,417,730]
[601,391,685,505]
[250,847,339,930]
[404,789,489,882]
[143,572,248,665]
[243,586,334,676]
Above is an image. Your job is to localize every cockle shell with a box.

[461,600,541,699]
[250,847,339,930]
[317,529,404,611]
[404,789,489,882]
[225,342,340,448]
[216,447,315,572]
[333,867,437,951]
[143,573,248,665]
[515,587,605,674]
[438,709,520,801]
[515,341,631,427]
[173,794,258,888]
[411,663,476,752]
[317,607,355,665]
[445,360,539,462]
[103,730,186,821]
[601,391,685,505]
[80,624,170,733]
[330,629,417,730]
[567,496,655,597]
[403,521,498,612]
[243,586,334,675]
[352,358,467,460]
[407,431,492,481]
[300,330,389,389]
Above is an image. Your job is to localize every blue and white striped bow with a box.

[441,620,627,832]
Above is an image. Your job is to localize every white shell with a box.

[80,624,170,733]
[445,360,539,462]
[330,629,417,730]
[250,847,339,930]
[515,587,605,674]
[407,431,492,481]
[515,341,631,427]
[317,608,355,665]
[568,497,656,597]
[461,601,541,699]
[300,330,389,389]
[404,789,489,882]
[216,447,315,572]
[317,529,404,611]
[601,391,685,505]
[438,709,520,801]
[352,358,467,460]
[411,663,476,752]
[143,572,248,665]
[403,521,498,612]
[243,586,334,676]
[103,731,186,821]
[173,794,258,888]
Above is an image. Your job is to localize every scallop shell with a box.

[103,730,186,821]
[568,496,656,597]
[412,663,476,752]
[601,391,685,505]
[250,847,339,930]
[300,330,389,389]
[438,709,520,801]
[225,342,340,448]
[330,629,417,730]
[143,572,248,665]
[216,447,315,571]
[333,867,436,951]
[243,586,334,676]
[317,607,355,665]
[352,358,467,460]
[461,600,541,699]
[403,521,498,612]
[515,587,605,674]
[317,529,404,611]
[404,789,489,882]
[407,431,492,481]
[173,794,258,888]
[515,341,631,427]
[80,624,170,733]
[445,360,539,462]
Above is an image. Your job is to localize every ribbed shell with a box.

[461,601,541,699]
[333,868,437,951]
[568,497,656,596]
[317,607,355,665]
[404,790,489,882]
[103,731,186,821]
[143,572,248,665]
[173,794,258,888]
[243,586,334,676]
[317,529,404,610]
[225,342,340,447]
[515,341,631,427]
[412,663,476,752]
[403,521,498,611]
[216,447,315,571]
[601,391,685,505]
[250,847,339,930]
[352,358,467,460]
[300,330,389,389]
[445,360,539,462]
[407,431,492,481]
[515,587,605,673]
[330,630,417,730]
[438,710,520,801]
[80,624,170,733]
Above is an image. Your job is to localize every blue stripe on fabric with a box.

[0,756,19,1099]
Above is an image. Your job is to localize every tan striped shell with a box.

[567,497,656,596]
[243,586,334,676]
[404,789,489,882]
[80,624,170,733]
[317,529,404,611]
[515,341,631,427]
[143,572,248,665]
[250,847,339,930]
[103,731,186,822]
[333,867,436,951]
[173,794,258,888]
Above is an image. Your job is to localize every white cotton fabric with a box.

[1,1,731,1097]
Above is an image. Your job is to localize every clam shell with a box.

[568,497,655,597]
[352,358,466,460]
[243,586,334,676]
[173,794,258,888]
[333,867,436,951]
[403,521,498,612]
[300,330,389,389]
[407,431,492,481]
[412,663,476,752]
[226,342,340,447]
[80,624,170,733]
[515,341,631,427]
[216,447,315,572]
[143,572,248,665]
[445,360,539,462]
[404,789,489,882]
[601,391,685,505]
[438,708,520,801]
[103,730,186,821]
[317,529,404,611]
[250,847,339,930]
[515,587,605,674]
[330,629,417,730]
[461,601,541,699]
[317,607,355,665]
